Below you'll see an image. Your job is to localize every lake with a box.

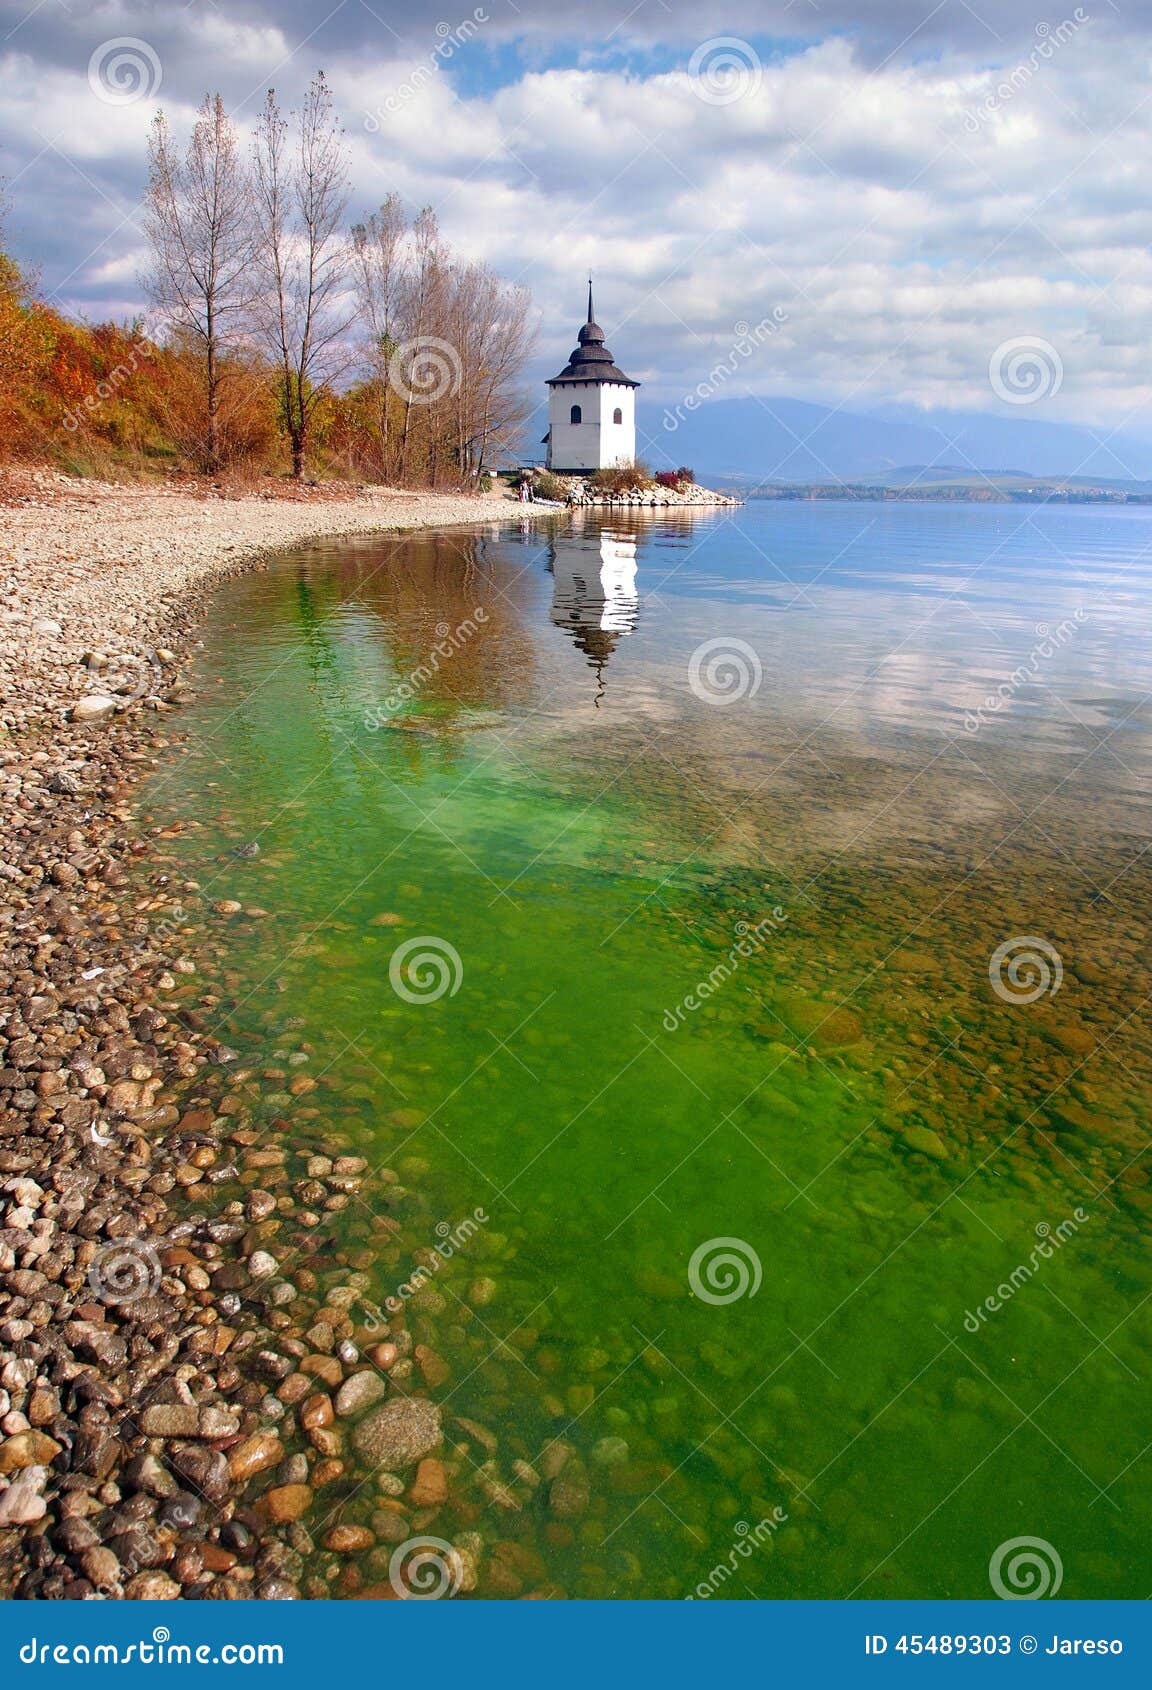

[139,498,1152,1599]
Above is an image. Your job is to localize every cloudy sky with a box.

[2,0,1151,445]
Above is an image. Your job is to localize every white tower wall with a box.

[596,383,636,469]
[547,381,636,473]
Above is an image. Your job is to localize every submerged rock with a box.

[769,994,865,1049]
[902,1124,949,1159]
[334,1372,388,1418]
[321,1525,375,1554]
[352,1397,442,1469]
[409,1457,449,1507]
[258,1485,313,1524]
[228,1432,285,1485]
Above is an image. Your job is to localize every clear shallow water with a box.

[141,501,1152,1599]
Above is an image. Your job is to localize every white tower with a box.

[545,282,639,473]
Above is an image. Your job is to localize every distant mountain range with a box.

[644,396,1152,486]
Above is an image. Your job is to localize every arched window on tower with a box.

[570,404,582,425]
[613,407,623,425]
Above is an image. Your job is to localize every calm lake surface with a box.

[141,499,1152,1599]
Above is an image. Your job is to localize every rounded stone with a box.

[70,695,118,724]
[351,1397,442,1470]
[334,1372,388,1418]
[321,1525,375,1554]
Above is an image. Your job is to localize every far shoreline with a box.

[738,484,1152,506]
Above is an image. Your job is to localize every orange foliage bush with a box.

[0,245,278,476]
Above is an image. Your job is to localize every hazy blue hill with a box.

[645,395,1152,485]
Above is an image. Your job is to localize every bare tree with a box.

[343,201,535,487]
[143,95,252,472]
[350,193,405,475]
[451,263,534,477]
[252,74,352,478]
[394,206,447,483]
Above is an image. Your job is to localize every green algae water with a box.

[142,502,1152,1599]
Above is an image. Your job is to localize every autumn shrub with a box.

[588,458,650,495]
[0,238,282,476]
[0,252,59,459]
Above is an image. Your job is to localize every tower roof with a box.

[547,281,640,388]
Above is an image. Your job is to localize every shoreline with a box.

[2,474,519,744]
[0,475,537,1600]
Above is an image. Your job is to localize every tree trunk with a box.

[205,346,219,473]
[205,300,220,473]
[398,393,412,483]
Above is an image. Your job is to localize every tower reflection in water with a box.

[548,528,639,705]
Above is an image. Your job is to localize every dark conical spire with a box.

[546,280,640,389]
[577,278,605,349]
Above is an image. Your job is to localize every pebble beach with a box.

[0,473,534,1601]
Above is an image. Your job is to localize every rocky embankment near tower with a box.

[546,476,739,510]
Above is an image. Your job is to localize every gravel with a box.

[0,471,522,1602]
